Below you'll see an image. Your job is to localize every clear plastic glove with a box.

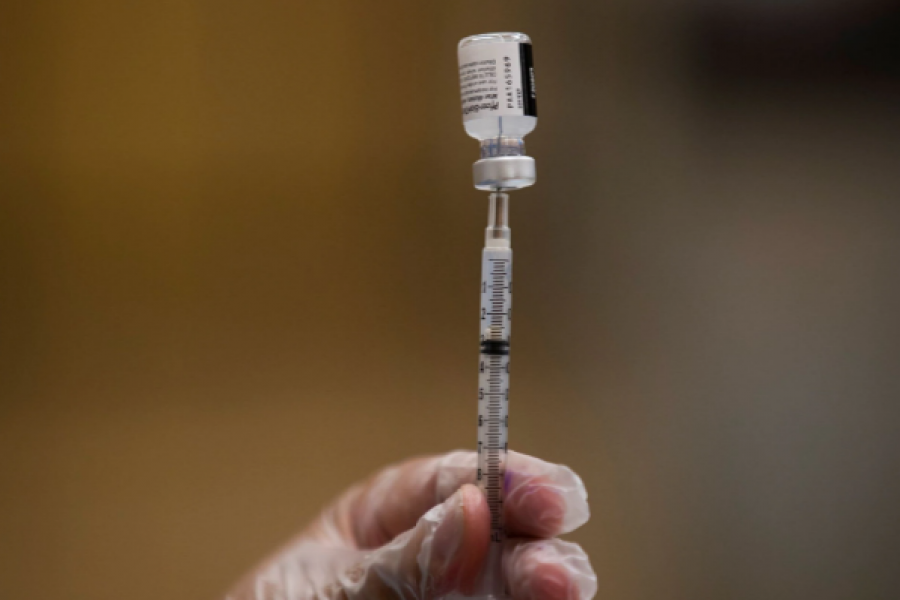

[225,451,596,600]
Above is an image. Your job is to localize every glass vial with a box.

[458,32,538,157]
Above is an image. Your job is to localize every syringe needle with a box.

[486,192,511,246]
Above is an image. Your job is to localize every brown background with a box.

[2,1,900,599]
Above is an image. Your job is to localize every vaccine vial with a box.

[458,32,538,158]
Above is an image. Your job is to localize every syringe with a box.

[474,192,513,598]
[457,32,538,600]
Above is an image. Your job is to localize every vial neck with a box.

[480,137,526,158]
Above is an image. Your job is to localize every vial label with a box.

[458,42,537,122]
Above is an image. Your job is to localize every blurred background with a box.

[2,1,900,599]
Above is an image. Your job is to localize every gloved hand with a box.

[225,451,596,600]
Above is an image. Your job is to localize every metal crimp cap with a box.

[473,156,536,191]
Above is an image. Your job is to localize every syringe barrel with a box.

[475,244,512,599]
